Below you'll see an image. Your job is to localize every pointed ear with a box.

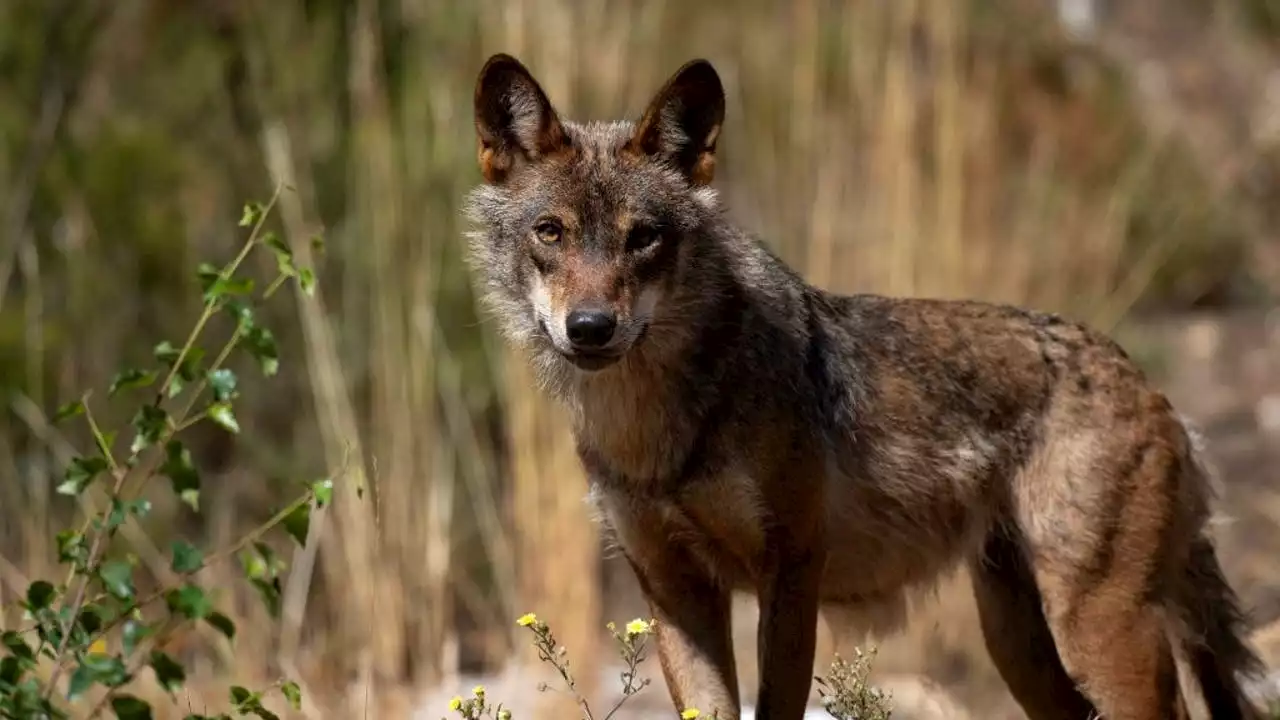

[627,59,725,185]
[473,53,569,183]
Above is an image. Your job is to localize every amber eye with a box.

[534,220,562,245]
[626,225,661,252]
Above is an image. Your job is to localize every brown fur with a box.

[464,54,1266,720]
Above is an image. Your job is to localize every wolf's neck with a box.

[565,275,746,485]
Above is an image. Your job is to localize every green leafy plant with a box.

[0,187,328,720]
[442,614,894,720]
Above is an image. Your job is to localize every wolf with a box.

[463,52,1266,720]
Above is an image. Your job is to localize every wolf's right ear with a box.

[628,59,725,186]
[474,54,568,183]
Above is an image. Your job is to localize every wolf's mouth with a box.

[564,351,622,371]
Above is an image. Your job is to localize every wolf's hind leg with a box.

[969,530,1098,720]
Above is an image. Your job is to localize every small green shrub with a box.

[0,187,330,720]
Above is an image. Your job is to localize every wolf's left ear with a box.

[474,53,568,183]
[628,59,725,186]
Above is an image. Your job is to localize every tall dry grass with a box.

[0,0,1267,717]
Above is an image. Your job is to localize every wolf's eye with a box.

[626,225,661,252]
[533,221,562,245]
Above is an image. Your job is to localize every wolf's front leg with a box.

[754,544,824,720]
[622,553,740,719]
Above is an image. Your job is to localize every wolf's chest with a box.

[591,471,770,587]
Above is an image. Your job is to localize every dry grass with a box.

[0,0,1275,718]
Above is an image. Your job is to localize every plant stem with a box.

[43,401,129,701]
[153,182,282,411]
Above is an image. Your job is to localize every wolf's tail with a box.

[1173,417,1267,719]
[1179,534,1266,719]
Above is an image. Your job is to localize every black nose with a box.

[565,309,617,349]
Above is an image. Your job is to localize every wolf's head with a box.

[464,53,725,376]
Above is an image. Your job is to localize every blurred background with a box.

[0,0,1278,717]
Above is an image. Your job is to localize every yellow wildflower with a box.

[448,696,463,711]
[681,709,701,719]
[625,618,651,636]
[472,685,485,698]
[516,613,537,627]
[87,637,108,656]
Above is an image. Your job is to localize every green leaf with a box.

[53,400,86,424]
[160,440,200,511]
[241,542,285,581]
[250,709,281,720]
[0,655,22,685]
[99,560,136,601]
[311,478,333,507]
[57,455,109,496]
[67,664,95,701]
[311,234,325,254]
[229,686,254,706]
[105,498,132,530]
[297,267,316,296]
[203,276,255,305]
[148,651,186,693]
[264,232,296,278]
[111,694,153,720]
[207,402,240,434]
[2,630,34,661]
[130,405,169,454]
[72,652,131,694]
[282,503,310,546]
[208,368,238,402]
[77,605,104,635]
[25,581,56,610]
[196,263,222,294]
[280,681,302,710]
[170,540,204,574]
[251,578,282,618]
[154,342,207,397]
[240,545,285,618]
[56,530,87,566]
[239,201,264,228]
[154,340,181,366]
[263,231,292,260]
[121,619,155,656]
[242,325,279,376]
[205,611,236,641]
[165,584,212,620]
[224,299,255,330]
[108,368,158,397]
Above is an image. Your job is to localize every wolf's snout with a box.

[565,308,617,349]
